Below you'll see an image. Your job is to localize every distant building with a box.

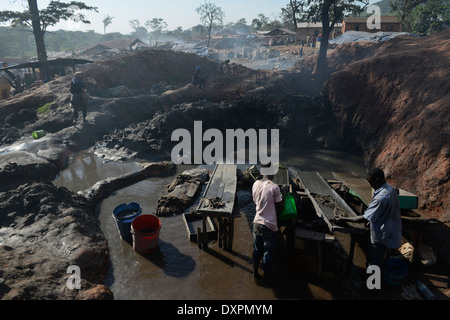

[260,28,297,45]
[342,16,401,33]
[296,22,342,42]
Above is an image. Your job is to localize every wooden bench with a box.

[195,164,238,250]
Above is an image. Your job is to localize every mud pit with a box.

[1,29,449,300]
[53,149,370,300]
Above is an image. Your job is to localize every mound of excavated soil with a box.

[0,182,112,300]
[93,95,347,162]
[84,49,219,91]
[322,29,450,218]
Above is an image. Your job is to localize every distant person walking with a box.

[218,59,231,75]
[192,65,206,90]
[70,72,87,124]
[336,167,402,268]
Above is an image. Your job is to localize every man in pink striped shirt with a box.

[252,164,287,281]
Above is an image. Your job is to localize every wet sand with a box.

[53,149,369,300]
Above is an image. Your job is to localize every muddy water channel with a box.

[53,149,368,300]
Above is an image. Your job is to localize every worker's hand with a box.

[281,185,289,195]
[334,215,344,223]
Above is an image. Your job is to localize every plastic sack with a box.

[279,193,297,221]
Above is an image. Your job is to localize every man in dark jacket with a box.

[70,73,87,124]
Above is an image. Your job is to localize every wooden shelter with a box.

[0,58,93,82]
[261,28,297,44]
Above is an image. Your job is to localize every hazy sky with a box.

[1,0,300,34]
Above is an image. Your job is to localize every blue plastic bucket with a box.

[384,256,409,286]
[112,202,142,243]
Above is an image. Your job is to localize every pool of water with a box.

[53,149,368,300]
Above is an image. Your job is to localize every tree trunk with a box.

[207,22,213,48]
[28,0,47,79]
[290,0,299,30]
[314,0,332,76]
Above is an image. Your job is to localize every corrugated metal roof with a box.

[0,58,93,71]
[343,16,400,23]
[297,22,342,28]
[100,39,147,49]
[265,28,297,36]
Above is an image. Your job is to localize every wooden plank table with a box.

[292,169,368,272]
[295,171,365,232]
[195,163,238,250]
[295,228,335,277]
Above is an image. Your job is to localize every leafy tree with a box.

[410,0,450,34]
[0,0,97,78]
[147,18,168,33]
[252,14,270,31]
[129,19,149,39]
[0,26,35,58]
[281,0,305,30]
[233,18,250,34]
[251,13,282,31]
[302,0,368,75]
[196,1,225,47]
[103,15,113,34]
[389,0,425,31]
[146,18,168,44]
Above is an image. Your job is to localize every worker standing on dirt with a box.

[218,59,231,75]
[70,72,87,124]
[336,167,402,268]
[252,163,288,282]
[192,65,206,90]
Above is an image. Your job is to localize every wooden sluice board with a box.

[293,170,369,273]
[196,163,237,216]
[195,164,238,250]
[332,172,372,207]
[272,165,289,186]
[294,170,362,233]
[333,172,419,211]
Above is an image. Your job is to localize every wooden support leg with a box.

[318,242,323,277]
[223,219,228,251]
[227,218,234,251]
[202,217,208,249]
[347,233,356,274]
[217,217,223,248]
[197,227,202,249]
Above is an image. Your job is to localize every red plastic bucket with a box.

[131,214,161,254]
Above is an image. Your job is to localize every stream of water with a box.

[53,148,368,300]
